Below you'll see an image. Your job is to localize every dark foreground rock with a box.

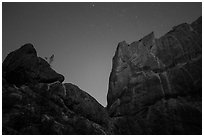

[2,80,113,134]
[2,44,113,135]
[3,43,64,86]
[2,16,202,135]
[107,16,202,134]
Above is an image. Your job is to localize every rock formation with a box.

[2,44,113,135]
[3,43,64,86]
[107,16,202,134]
[2,16,202,135]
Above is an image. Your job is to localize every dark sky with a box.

[2,2,201,106]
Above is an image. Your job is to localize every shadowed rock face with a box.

[2,44,113,135]
[63,83,110,126]
[2,16,202,135]
[3,43,65,86]
[2,80,112,135]
[107,16,202,134]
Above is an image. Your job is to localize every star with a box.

[89,3,95,8]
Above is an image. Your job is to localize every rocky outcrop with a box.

[2,44,113,135]
[107,16,202,134]
[3,43,64,86]
[63,83,111,126]
[2,16,202,135]
[2,80,113,134]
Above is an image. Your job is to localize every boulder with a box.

[2,44,111,135]
[3,43,64,86]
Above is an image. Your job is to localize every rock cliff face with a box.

[2,16,202,135]
[2,44,113,135]
[3,81,112,134]
[107,16,202,134]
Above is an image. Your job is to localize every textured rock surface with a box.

[2,80,112,134]
[2,44,113,135]
[3,43,64,86]
[63,83,111,126]
[2,16,202,135]
[107,16,202,134]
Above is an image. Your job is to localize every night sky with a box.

[2,2,201,106]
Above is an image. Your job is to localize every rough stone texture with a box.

[63,83,111,126]
[2,44,113,135]
[2,80,112,135]
[3,43,64,86]
[107,16,202,134]
[2,16,202,135]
